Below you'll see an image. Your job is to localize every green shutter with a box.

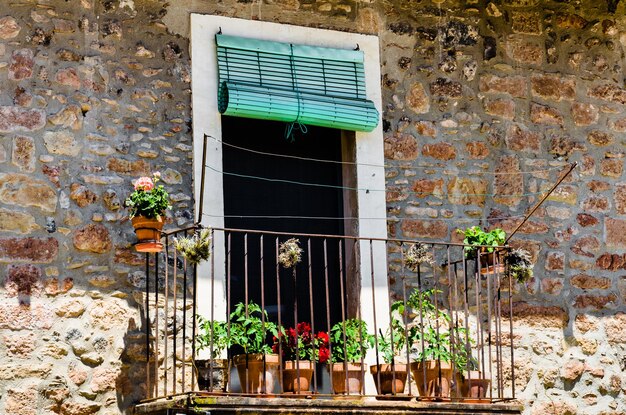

[216,34,379,132]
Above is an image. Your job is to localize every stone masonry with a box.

[0,1,624,415]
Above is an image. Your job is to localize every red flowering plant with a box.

[273,322,330,363]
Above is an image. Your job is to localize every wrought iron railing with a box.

[141,226,515,403]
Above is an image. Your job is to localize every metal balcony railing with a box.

[141,226,515,403]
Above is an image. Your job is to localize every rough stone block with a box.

[447,177,487,206]
[484,98,515,119]
[530,102,564,126]
[73,224,111,253]
[0,237,58,263]
[510,301,568,327]
[506,124,541,153]
[406,82,429,114]
[422,142,456,160]
[0,106,46,132]
[401,219,447,239]
[412,178,443,199]
[384,134,418,160]
[571,103,598,126]
[479,74,527,97]
[531,74,575,101]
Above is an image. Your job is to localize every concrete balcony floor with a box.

[132,394,523,415]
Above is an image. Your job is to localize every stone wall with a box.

[0,1,625,415]
[0,1,194,414]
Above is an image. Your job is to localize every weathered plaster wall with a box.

[0,0,625,414]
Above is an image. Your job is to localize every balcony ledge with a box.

[132,394,523,415]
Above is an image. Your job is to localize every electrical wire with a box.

[208,134,566,175]
[204,164,551,198]
[201,213,529,222]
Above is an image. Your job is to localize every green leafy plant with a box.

[375,303,407,364]
[406,289,453,362]
[504,248,534,283]
[406,289,474,371]
[175,228,212,265]
[196,316,228,359]
[125,172,171,219]
[457,226,506,259]
[330,318,374,363]
[278,238,303,269]
[450,326,478,372]
[228,301,277,355]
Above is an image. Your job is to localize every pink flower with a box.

[134,177,154,191]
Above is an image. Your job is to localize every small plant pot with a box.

[131,215,164,252]
[462,370,491,402]
[410,360,453,399]
[233,353,279,394]
[282,360,315,393]
[330,362,366,395]
[370,363,408,395]
[195,358,229,392]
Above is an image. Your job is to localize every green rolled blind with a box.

[216,34,379,132]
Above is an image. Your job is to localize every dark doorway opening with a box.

[222,116,350,338]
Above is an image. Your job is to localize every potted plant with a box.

[407,288,455,400]
[457,226,506,269]
[370,301,409,396]
[273,322,330,393]
[452,327,490,401]
[228,301,279,394]
[329,318,373,395]
[195,317,229,392]
[125,172,171,252]
[503,248,534,283]
[175,227,212,265]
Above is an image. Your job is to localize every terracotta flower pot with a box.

[330,362,366,395]
[370,363,408,395]
[233,353,279,394]
[195,358,229,392]
[131,215,164,252]
[282,360,314,393]
[462,370,491,402]
[410,360,453,399]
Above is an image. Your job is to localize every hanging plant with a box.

[404,242,434,271]
[504,248,534,283]
[278,238,303,269]
[174,227,212,265]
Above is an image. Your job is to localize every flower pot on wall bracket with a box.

[131,215,164,253]
[478,248,503,275]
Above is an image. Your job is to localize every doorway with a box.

[221,116,353,335]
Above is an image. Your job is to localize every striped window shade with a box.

[216,34,379,132]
